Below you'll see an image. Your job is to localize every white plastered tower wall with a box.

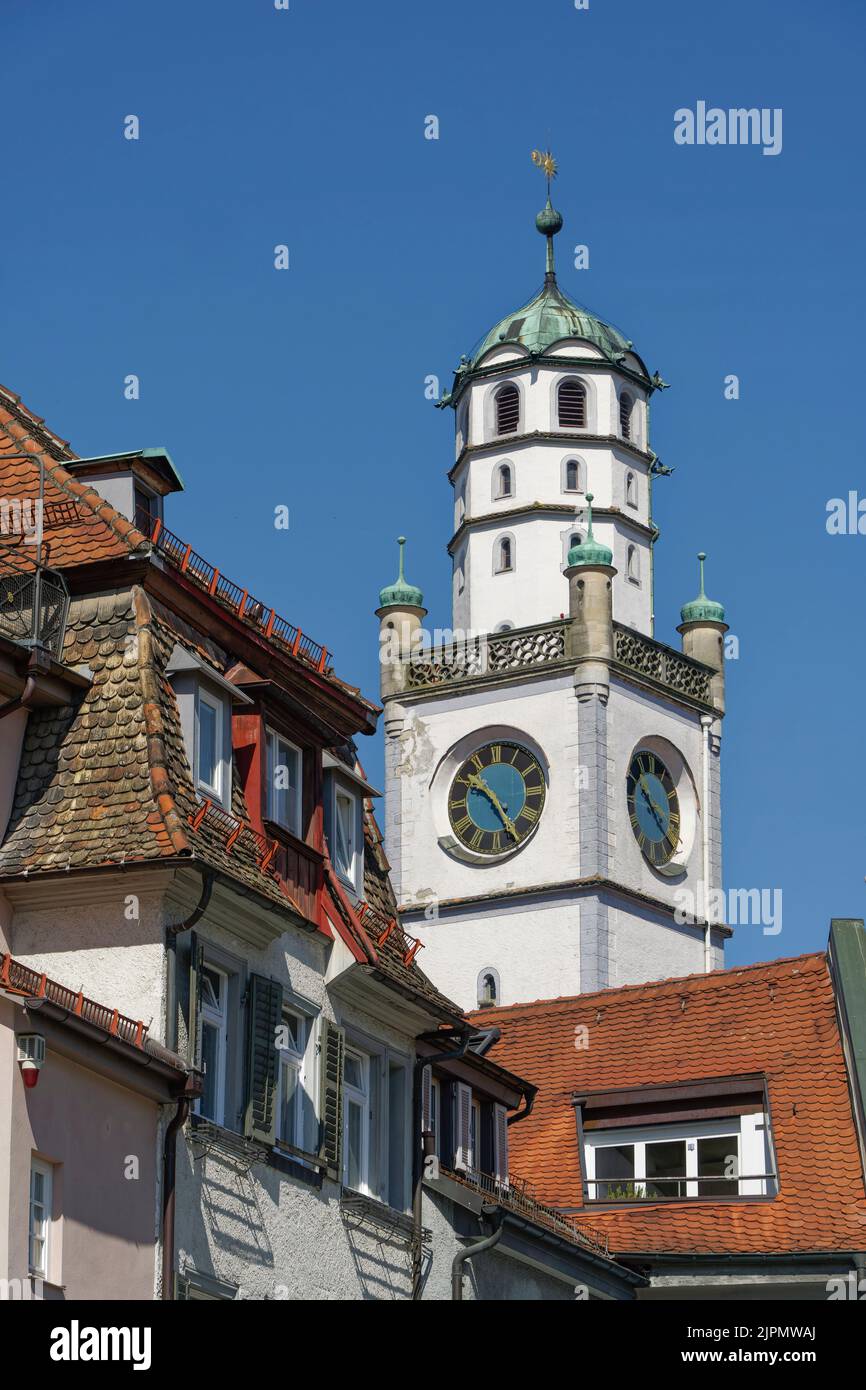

[377,192,728,1012]
[450,344,654,637]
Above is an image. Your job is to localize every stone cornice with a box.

[399,875,733,938]
[449,431,654,483]
[447,502,657,555]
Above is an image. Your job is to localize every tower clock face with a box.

[626,751,681,868]
[448,741,545,857]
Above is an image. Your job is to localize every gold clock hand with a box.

[467,772,519,840]
[639,773,667,825]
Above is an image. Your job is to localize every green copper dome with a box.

[465,197,636,372]
[680,553,725,624]
[378,536,424,609]
[567,495,613,568]
[469,279,633,370]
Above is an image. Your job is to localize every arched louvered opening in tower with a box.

[558,379,587,429]
[495,383,520,436]
[619,392,633,441]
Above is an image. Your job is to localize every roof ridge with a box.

[471,950,830,1021]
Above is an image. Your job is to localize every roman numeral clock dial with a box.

[626,751,681,868]
[449,742,546,857]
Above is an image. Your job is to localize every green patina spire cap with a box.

[536,195,563,281]
[567,494,613,568]
[378,536,424,609]
[680,552,725,623]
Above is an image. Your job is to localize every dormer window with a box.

[166,644,251,813]
[494,384,520,437]
[197,689,227,803]
[558,379,587,428]
[133,485,160,537]
[267,729,302,836]
[334,787,358,885]
[578,1077,777,1203]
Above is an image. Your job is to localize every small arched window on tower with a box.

[494,534,514,574]
[477,968,500,1008]
[558,378,587,429]
[563,457,585,493]
[619,392,634,441]
[459,403,470,450]
[494,383,520,437]
[494,462,513,499]
[627,544,640,583]
[626,471,637,508]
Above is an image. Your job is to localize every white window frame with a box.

[344,1045,373,1197]
[276,1007,312,1151]
[584,1118,756,1201]
[197,963,229,1127]
[468,1098,483,1174]
[429,1078,441,1157]
[196,686,228,805]
[343,1036,411,1212]
[333,784,359,889]
[29,1158,53,1279]
[267,728,302,837]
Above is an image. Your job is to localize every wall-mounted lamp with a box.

[16,1034,45,1089]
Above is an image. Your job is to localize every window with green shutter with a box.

[318,1018,345,1178]
[244,974,283,1145]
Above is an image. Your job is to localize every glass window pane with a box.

[280,1060,299,1144]
[335,792,354,879]
[345,1052,363,1090]
[31,1169,44,1203]
[347,1099,363,1190]
[645,1140,687,1198]
[200,1021,219,1121]
[594,1144,635,1199]
[698,1135,738,1196]
[198,699,218,790]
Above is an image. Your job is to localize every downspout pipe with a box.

[165,866,214,1052]
[701,714,712,973]
[161,1085,193,1300]
[452,1213,504,1301]
[411,1025,475,1301]
[0,673,35,721]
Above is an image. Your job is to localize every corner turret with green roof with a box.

[567,495,614,569]
[378,536,424,611]
[680,553,725,625]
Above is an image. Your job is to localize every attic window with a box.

[577,1076,777,1203]
[494,384,520,436]
[134,486,160,537]
[558,379,587,429]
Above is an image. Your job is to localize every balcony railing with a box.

[135,509,330,675]
[406,620,568,689]
[0,543,70,660]
[586,1172,777,1201]
[612,622,713,704]
[444,1164,610,1258]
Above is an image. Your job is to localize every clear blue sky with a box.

[3,0,864,966]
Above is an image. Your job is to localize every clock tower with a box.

[374,177,729,1012]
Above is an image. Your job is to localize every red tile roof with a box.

[0,383,150,567]
[472,953,866,1256]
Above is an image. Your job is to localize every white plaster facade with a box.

[450,348,653,636]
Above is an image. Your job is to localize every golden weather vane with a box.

[531,147,558,191]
